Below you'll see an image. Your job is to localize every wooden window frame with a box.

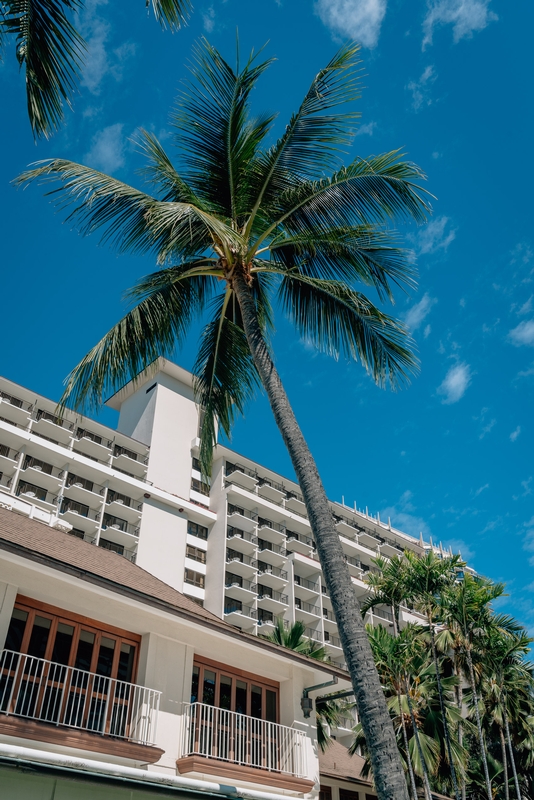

[186,544,207,564]
[7,595,140,683]
[184,569,205,589]
[192,655,279,722]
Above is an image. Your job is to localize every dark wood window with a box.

[184,569,205,589]
[187,521,208,540]
[191,657,278,722]
[340,791,361,800]
[191,478,210,496]
[319,786,333,800]
[99,538,124,555]
[3,596,140,682]
[186,545,206,564]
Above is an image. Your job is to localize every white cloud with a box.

[424,324,432,339]
[84,123,125,173]
[518,296,533,315]
[474,484,489,497]
[510,426,521,442]
[381,490,431,539]
[315,0,387,48]
[508,320,534,348]
[404,293,437,332]
[437,362,472,404]
[422,0,497,50]
[479,418,496,439]
[356,121,377,136]
[522,516,534,565]
[443,537,475,561]
[203,6,215,32]
[406,65,437,111]
[518,362,534,378]
[80,0,136,95]
[411,215,456,256]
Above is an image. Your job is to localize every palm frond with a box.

[59,264,212,412]
[193,292,261,476]
[245,42,362,235]
[136,129,205,204]
[149,0,191,30]
[15,159,242,261]
[172,37,275,220]
[1,0,85,139]
[269,226,416,300]
[278,275,418,388]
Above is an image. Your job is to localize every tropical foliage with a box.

[0,0,190,138]
[358,554,534,800]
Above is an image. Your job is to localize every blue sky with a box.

[1,0,533,629]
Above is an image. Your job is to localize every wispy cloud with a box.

[422,0,497,50]
[315,0,387,48]
[203,6,215,32]
[84,123,125,172]
[508,320,534,347]
[356,121,377,136]
[437,362,472,404]
[522,515,534,566]
[443,537,475,561]
[479,419,496,439]
[381,490,431,539]
[474,484,489,497]
[510,426,521,442]
[406,65,437,111]
[404,293,437,332]
[518,362,534,378]
[80,0,136,95]
[411,215,456,256]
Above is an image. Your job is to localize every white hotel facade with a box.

[0,358,448,800]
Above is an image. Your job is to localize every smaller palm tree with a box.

[0,0,190,138]
[362,554,410,634]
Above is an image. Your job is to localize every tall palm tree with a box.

[401,550,463,800]
[0,0,190,138]
[362,554,410,634]
[18,40,430,800]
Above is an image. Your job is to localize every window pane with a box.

[117,643,135,682]
[251,685,262,719]
[51,623,74,665]
[191,665,200,703]
[235,680,247,715]
[203,669,216,706]
[219,675,232,710]
[5,608,28,652]
[96,636,116,677]
[75,630,95,671]
[27,615,51,658]
[266,689,277,722]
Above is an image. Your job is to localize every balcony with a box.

[179,702,308,787]
[256,562,288,590]
[227,503,257,534]
[224,602,257,630]
[16,479,57,512]
[227,527,258,555]
[225,462,258,492]
[380,538,404,558]
[284,491,307,517]
[0,391,32,427]
[74,427,113,461]
[257,478,286,505]
[101,513,139,537]
[225,574,257,603]
[285,531,313,556]
[225,550,257,578]
[358,530,382,551]
[256,586,288,612]
[32,409,74,444]
[112,445,148,478]
[0,650,161,758]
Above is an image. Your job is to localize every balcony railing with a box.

[180,702,307,777]
[0,650,160,746]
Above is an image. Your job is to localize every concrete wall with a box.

[136,500,188,592]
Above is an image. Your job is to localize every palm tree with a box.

[264,619,352,752]
[362,554,410,634]
[0,0,190,138]
[401,550,463,800]
[18,40,430,800]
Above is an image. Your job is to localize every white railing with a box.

[0,650,160,746]
[181,702,307,778]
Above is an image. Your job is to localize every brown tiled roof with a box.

[319,740,369,785]
[0,505,220,622]
[0,506,350,679]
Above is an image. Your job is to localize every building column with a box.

[0,582,18,650]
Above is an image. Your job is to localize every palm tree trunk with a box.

[232,269,410,800]
[398,689,418,800]
[428,620,460,800]
[499,725,510,800]
[404,676,432,800]
[465,646,492,800]
[453,656,466,800]
[503,705,521,800]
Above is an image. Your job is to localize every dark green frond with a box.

[1,0,85,139]
[149,0,191,30]
[135,129,205,204]
[269,226,416,300]
[59,265,211,413]
[193,292,261,476]
[278,275,418,388]
[172,37,275,220]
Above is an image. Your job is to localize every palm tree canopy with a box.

[1,0,191,139]
[17,38,430,474]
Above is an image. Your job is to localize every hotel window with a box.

[191,478,210,496]
[76,427,103,445]
[99,538,124,555]
[187,521,209,540]
[16,480,48,502]
[3,597,140,682]
[184,569,205,589]
[66,473,94,492]
[191,657,278,722]
[23,455,54,475]
[186,545,206,564]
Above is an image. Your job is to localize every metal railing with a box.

[294,576,320,592]
[324,632,342,647]
[370,606,394,623]
[257,563,288,580]
[257,539,286,556]
[227,528,258,545]
[255,586,288,604]
[294,599,320,615]
[224,604,257,619]
[102,514,140,537]
[286,531,313,547]
[35,409,74,431]
[0,391,32,412]
[225,574,255,591]
[0,443,18,461]
[0,650,160,746]
[226,550,257,568]
[180,701,307,777]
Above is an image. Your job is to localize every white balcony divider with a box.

[0,650,160,746]
[180,702,307,778]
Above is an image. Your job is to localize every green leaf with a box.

[148,0,191,30]
[278,274,418,388]
[1,0,86,139]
